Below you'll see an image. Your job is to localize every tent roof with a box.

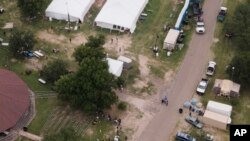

[0,69,30,132]
[203,110,230,124]
[221,80,233,93]
[214,79,241,95]
[107,58,124,77]
[207,100,232,115]
[45,0,94,21]
[95,0,148,31]
[164,29,180,44]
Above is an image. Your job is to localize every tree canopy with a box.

[41,59,69,84]
[85,35,105,48]
[73,46,105,64]
[56,35,117,112]
[224,1,250,51]
[226,52,250,88]
[9,29,35,59]
[17,0,44,18]
[56,58,117,112]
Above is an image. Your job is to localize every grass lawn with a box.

[28,98,58,134]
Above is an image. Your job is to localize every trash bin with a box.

[179,108,183,114]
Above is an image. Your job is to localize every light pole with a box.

[66,2,70,29]
[231,66,235,80]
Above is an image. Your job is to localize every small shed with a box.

[213,79,240,97]
[202,110,230,130]
[163,29,180,50]
[117,56,132,69]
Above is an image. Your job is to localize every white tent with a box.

[207,101,232,117]
[163,29,180,50]
[45,0,95,22]
[94,0,148,33]
[202,110,230,130]
[107,58,124,77]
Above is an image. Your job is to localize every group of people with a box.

[161,95,168,105]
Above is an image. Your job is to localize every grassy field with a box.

[0,0,198,140]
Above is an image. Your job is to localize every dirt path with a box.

[137,0,222,140]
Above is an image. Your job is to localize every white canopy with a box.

[107,58,123,77]
[45,0,95,22]
[207,101,232,117]
[95,0,148,33]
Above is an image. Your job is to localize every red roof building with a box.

[0,69,30,132]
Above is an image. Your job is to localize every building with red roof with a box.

[0,69,30,133]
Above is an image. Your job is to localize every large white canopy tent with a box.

[107,58,123,77]
[94,0,148,33]
[45,0,95,22]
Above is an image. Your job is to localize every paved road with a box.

[137,0,222,140]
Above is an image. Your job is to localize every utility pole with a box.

[66,2,70,30]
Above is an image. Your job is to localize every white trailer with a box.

[206,100,232,117]
[163,29,180,50]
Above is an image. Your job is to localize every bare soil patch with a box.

[103,35,132,56]
[37,30,88,60]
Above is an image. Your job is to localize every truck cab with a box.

[217,7,227,22]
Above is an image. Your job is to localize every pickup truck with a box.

[196,78,209,95]
[206,61,216,76]
[217,7,227,22]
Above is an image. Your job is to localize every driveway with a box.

[137,0,222,140]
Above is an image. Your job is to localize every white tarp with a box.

[95,0,148,33]
[107,58,123,77]
[45,0,95,22]
[207,101,232,117]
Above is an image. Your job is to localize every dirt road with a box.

[137,0,222,140]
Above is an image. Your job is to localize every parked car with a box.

[196,22,205,34]
[217,7,227,22]
[206,61,216,76]
[185,115,203,129]
[192,3,202,16]
[196,78,209,95]
[176,131,196,141]
[22,51,34,58]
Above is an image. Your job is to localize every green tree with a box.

[17,0,44,18]
[85,35,105,48]
[44,127,82,141]
[9,29,35,59]
[224,2,250,51]
[41,59,68,84]
[226,52,250,87]
[73,46,105,64]
[56,58,118,112]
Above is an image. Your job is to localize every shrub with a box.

[118,102,127,111]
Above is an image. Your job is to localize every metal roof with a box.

[0,69,30,132]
